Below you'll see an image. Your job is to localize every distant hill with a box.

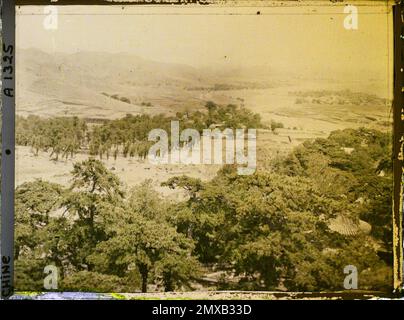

[16,48,277,120]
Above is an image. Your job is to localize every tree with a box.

[128,179,168,221]
[63,159,124,270]
[15,180,72,290]
[15,180,66,258]
[66,158,123,227]
[89,214,199,292]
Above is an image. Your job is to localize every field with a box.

[16,49,391,189]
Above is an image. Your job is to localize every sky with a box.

[16,4,393,93]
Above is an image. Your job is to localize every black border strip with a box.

[393,2,404,293]
[1,0,16,299]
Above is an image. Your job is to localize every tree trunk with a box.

[139,265,148,293]
[141,273,148,293]
[163,272,173,292]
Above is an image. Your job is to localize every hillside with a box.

[17,48,279,119]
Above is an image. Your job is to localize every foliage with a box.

[16,115,86,160]
[16,101,266,161]
[14,127,392,293]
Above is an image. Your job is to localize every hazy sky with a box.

[17,5,392,81]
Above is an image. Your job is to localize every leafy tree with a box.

[128,179,168,221]
[63,159,124,270]
[15,180,66,259]
[66,158,123,228]
[89,214,199,292]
